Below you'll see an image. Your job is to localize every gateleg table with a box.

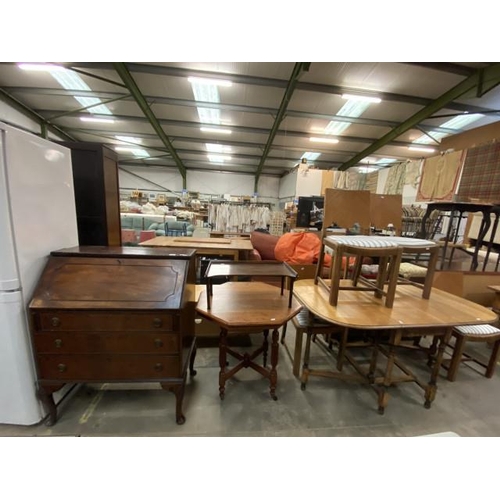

[292,279,497,413]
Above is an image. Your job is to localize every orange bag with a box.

[274,232,331,266]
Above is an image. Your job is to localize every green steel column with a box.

[114,62,187,187]
[254,62,310,192]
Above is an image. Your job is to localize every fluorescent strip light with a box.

[208,155,232,163]
[206,143,232,153]
[18,63,66,72]
[200,127,232,134]
[115,147,150,158]
[341,93,381,103]
[188,77,232,87]
[80,116,115,123]
[409,146,436,153]
[310,137,339,144]
[115,136,142,144]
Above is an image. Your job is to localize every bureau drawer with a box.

[33,332,180,354]
[37,354,181,380]
[36,312,175,332]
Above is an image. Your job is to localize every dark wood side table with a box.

[418,201,493,270]
[204,260,298,309]
[196,281,302,400]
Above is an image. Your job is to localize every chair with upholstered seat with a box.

[280,309,343,377]
[316,235,403,308]
[443,324,500,381]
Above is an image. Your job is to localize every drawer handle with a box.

[154,363,163,372]
[51,317,61,327]
[153,318,163,328]
[57,363,67,373]
[154,338,163,348]
[54,339,63,348]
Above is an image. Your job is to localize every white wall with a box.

[119,166,280,207]
[279,169,297,200]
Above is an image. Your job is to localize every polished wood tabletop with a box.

[140,236,254,251]
[196,281,302,329]
[293,279,498,329]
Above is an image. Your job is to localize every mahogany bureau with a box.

[28,246,197,425]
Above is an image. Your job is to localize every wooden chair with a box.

[280,309,343,377]
[316,235,403,308]
[444,324,500,381]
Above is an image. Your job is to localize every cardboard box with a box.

[432,271,500,307]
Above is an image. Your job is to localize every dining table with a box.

[292,279,498,414]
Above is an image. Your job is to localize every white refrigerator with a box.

[0,121,79,425]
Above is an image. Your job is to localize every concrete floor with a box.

[1,248,498,438]
[1,328,499,437]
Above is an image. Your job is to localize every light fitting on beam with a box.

[80,116,115,123]
[200,127,232,134]
[188,77,232,87]
[310,137,339,144]
[341,93,381,103]
[18,63,65,72]
[408,146,436,153]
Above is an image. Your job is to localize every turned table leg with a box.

[425,327,452,408]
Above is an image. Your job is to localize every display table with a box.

[29,247,197,425]
[292,279,497,413]
[196,282,302,400]
[140,235,254,261]
[418,201,493,270]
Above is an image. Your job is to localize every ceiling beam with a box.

[57,62,496,115]
[338,63,500,171]
[113,62,188,186]
[254,62,310,190]
[41,110,420,148]
[7,86,489,133]
[402,62,479,77]
[0,88,75,141]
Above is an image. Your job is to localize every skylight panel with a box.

[412,113,484,145]
[115,136,143,144]
[198,107,221,124]
[208,154,232,163]
[206,143,231,153]
[322,99,373,136]
[301,152,321,161]
[50,69,112,115]
[115,147,150,158]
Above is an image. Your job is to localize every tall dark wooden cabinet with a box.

[60,142,121,246]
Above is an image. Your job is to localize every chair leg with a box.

[486,339,500,378]
[337,327,348,371]
[292,327,304,378]
[280,322,287,344]
[447,334,466,382]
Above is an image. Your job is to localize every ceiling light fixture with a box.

[115,135,142,144]
[200,127,232,134]
[18,63,66,72]
[80,116,115,123]
[115,147,150,158]
[208,154,232,163]
[188,77,232,87]
[408,146,436,153]
[310,137,339,144]
[341,93,382,103]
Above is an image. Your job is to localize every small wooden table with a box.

[196,282,302,400]
[204,261,298,309]
[292,279,497,413]
[140,236,254,261]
